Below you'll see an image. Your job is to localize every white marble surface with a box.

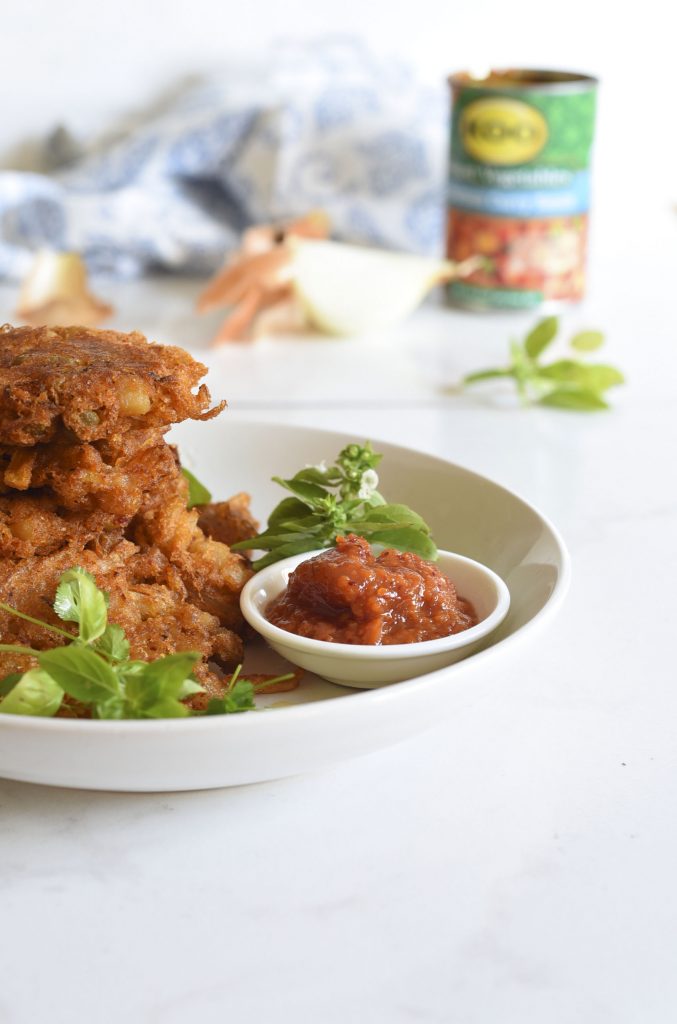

[1,203,676,1023]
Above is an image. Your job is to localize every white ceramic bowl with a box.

[240,549,511,687]
[0,421,569,791]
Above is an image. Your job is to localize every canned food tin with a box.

[446,69,598,310]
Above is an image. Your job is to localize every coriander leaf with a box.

[182,467,212,508]
[37,645,121,704]
[570,329,604,352]
[226,678,256,712]
[367,527,438,560]
[94,623,130,662]
[524,316,559,358]
[0,602,74,641]
[0,669,63,717]
[54,567,108,644]
[539,388,609,411]
[177,677,205,699]
[206,678,256,715]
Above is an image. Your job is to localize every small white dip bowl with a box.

[240,548,511,688]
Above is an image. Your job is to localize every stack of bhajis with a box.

[0,324,258,709]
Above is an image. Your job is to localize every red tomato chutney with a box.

[266,535,477,645]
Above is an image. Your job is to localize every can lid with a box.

[449,68,599,92]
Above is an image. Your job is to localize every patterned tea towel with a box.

[0,38,448,281]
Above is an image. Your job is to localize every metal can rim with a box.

[448,68,599,94]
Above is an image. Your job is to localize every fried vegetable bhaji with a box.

[197,493,259,548]
[0,493,127,559]
[0,323,256,718]
[0,540,243,699]
[130,474,253,632]
[0,433,180,516]
[0,324,225,445]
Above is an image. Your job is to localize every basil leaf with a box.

[0,672,22,697]
[292,467,342,486]
[94,623,130,662]
[240,528,326,552]
[231,513,325,551]
[54,567,108,644]
[463,368,511,385]
[125,652,201,708]
[117,661,147,682]
[360,503,432,532]
[367,528,438,560]
[182,467,212,508]
[238,442,440,571]
[539,388,609,411]
[525,316,559,358]
[570,330,604,352]
[266,497,315,529]
[272,476,330,507]
[37,645,121,703]
[142,698,190,719]
[95,698,126,720]
[539,361,624,392]
[253,538,329,570]
[577,364,625,392]
[0,669,63,717]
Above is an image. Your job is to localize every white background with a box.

[2,0,675,200]
[1,5,677,1024]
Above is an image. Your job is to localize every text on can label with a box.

[460,98,549,165]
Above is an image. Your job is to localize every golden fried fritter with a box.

[0,432,181,516]
[0,455,252,633]
[131,479,253,633]
[0,493,128,559]
[0,540,243,698]
[197,493,259,548]
[0,323,255,716]
[0,324,225,445]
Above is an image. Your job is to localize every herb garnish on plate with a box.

[0,568,291,719]
[231,442,437,569]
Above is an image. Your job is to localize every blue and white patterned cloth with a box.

[0,39,448,281]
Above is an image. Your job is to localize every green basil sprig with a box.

[231,442,437,570]
[182,467,212,508]
[463,317,624,411]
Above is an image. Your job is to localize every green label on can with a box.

[451,87,597,185]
